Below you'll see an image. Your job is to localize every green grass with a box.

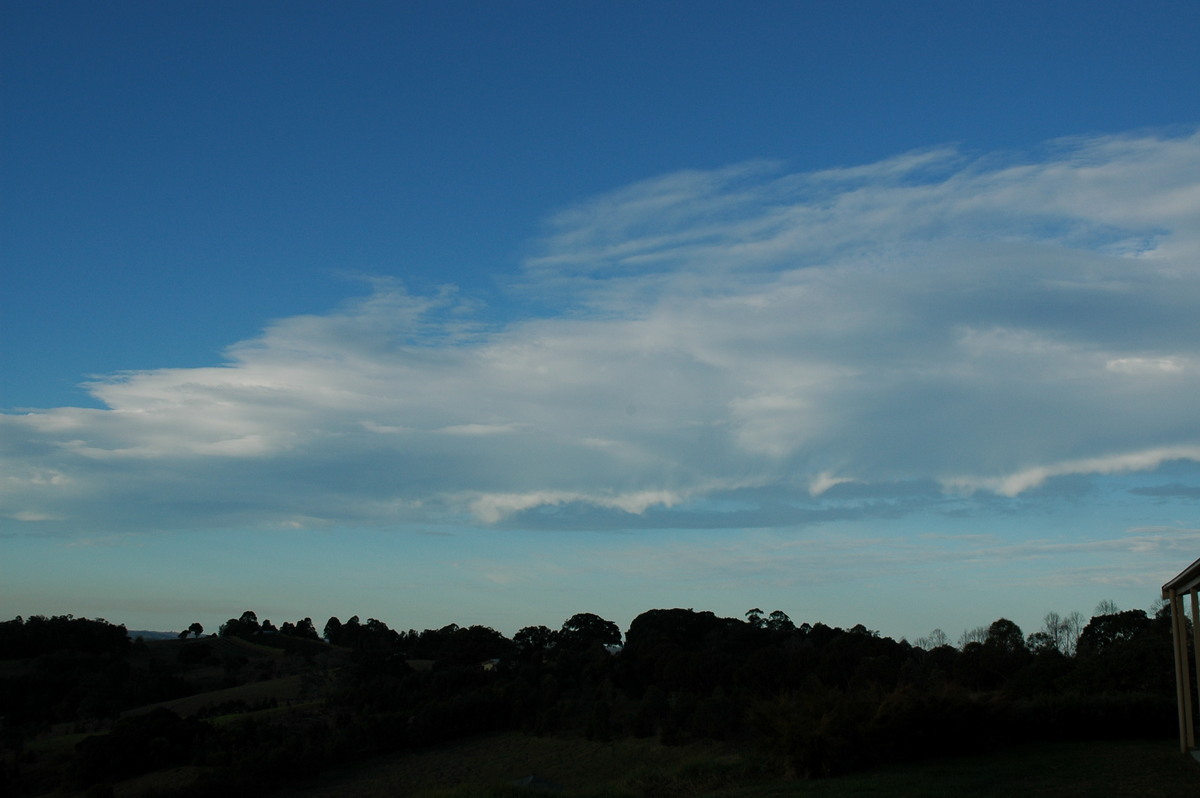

[23,729,90,754]
[280,735,1199,798]
[121,673,305,718]
[283,733,741,798]
[713,740,1199,798]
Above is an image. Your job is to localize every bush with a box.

[74,709,208,786]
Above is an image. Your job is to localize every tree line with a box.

[0,600,1187,795]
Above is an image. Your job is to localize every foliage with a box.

[559,612,622,650]
[73,708,207,785]
[218,610,261,638]
[0,599,1188,797]
[0,614,130,658]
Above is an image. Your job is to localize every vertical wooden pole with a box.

[1183,593,1196,749]
[1191,591,1200,749]
[1171,590,1191,753]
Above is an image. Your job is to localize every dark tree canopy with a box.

[514,625,557,656]
[1,597,1187,796]
[1076,609,1150,657]
[559,612,621,649]
[625,608,733,652]
[219,610,262,638]
[284,617,319,641]
[323,616,343,644]
[0,615,129,658]
[435,625,515,666]
[985,618,1027,655]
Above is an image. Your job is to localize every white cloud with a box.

[809,473,854,496]
[437,423,527,437]
[2,128,1199,535]
[945,446,1200,497]
[9,511,64,522]
[1105,356,1188,374]
[467,488,690,525]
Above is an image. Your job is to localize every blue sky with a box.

[2,1,1199,641]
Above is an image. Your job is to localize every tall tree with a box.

[219,610,262,638]
[985,618,1026,655]
[514,625,557,658]
[1076,609,1149,656]
[323,616,343,645]
[295,617,319,641]
[560,612,621,650]
[767,610,794,632]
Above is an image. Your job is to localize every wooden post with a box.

[1192,591,1200,748]
[1171,590,1191,753]
[1163,557,1200,753]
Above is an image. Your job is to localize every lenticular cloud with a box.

[3,129,1199,534]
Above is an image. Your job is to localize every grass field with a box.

[282,732,737,798]
[720,740,1200,798]
[121,673,305,718]
[277,734,1200,798]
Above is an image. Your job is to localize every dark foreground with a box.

[3,609,1193,796]
[274,734,1198,798]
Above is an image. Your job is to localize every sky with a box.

[2,1,1199,643]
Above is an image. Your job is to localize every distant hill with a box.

[128,629,184,640]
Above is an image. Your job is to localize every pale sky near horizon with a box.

[2,1,1199,642]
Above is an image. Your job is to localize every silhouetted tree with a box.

[219,610,261,638]
[514,625,557,659]
[914,628,949,649]
[1026,630,1058,655]
[559,613,621,650]
[1038,611,1070,655]
[1076,609,1150,657]
[295,617,320,641]
[0,615,129,658]
[985,618,1026,656]
[958,625,988,648]
[435,625,514,667]
[323,616,343,644]
[767,610,794,632]
[1070,608,1173,695]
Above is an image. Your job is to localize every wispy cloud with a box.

[944,446,1200,497]
[2,129,1198,536]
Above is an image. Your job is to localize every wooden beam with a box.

[1163,555,1200,598]
[1170,590,1192,753]
[1193,591,1200,749]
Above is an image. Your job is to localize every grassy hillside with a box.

[283,732,742,798]
[122,674,307,719]
[276,734,1199,798]
[27,734,1200,798]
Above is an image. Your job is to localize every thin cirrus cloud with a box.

[2,129,1199,537]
